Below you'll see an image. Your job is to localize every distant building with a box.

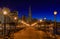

[28,6,32,22]
[22,15,26,21]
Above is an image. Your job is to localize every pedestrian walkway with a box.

[56,35,60,39]
[14,27,48,39]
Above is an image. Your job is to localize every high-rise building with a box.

[28,6,32,22]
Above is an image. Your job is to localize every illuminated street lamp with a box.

[3,10,8,39]
[54,11,57,28]
[14,17,17,20]
[39,19,43,28]
[40,19,43,22]
[54,11,57,37]
[14,17,18,25]
[14,17,18,31]
[3,11,8,15]
[44,17,46,20]
[54,11,57,15]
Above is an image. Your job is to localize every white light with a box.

[54,11,57,15]
[3,11,7,15]
[40,19,43,22]
[44,17,46,20]
[14,17,17,20]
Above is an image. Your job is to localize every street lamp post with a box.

[44,17,46,31]
[54,11,57,38]
[9,16,17,39]
[54,11,57,32]
[54,11,57,26]
[14,17,17,31]
[39,19,43,28]
[3,11,8,39]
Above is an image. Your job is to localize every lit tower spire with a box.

[29,6,32,22]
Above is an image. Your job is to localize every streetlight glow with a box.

[3,11,7,15]
[44,17,46,20]
[14,17,17,20]
[2,8,8,39]
[40,19,43,22]
[54,11,57,15]
[54,11,57,36]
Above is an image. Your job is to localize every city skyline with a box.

[0,0,60,22]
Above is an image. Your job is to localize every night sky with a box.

[0,0,60,22]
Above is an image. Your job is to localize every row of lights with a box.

[39,11,57,22]
[39,11,57,38]
[2,8,18,39]
[3,9,17,20]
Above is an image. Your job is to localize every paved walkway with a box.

[56,35,60,39]
[14,27,48,39]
